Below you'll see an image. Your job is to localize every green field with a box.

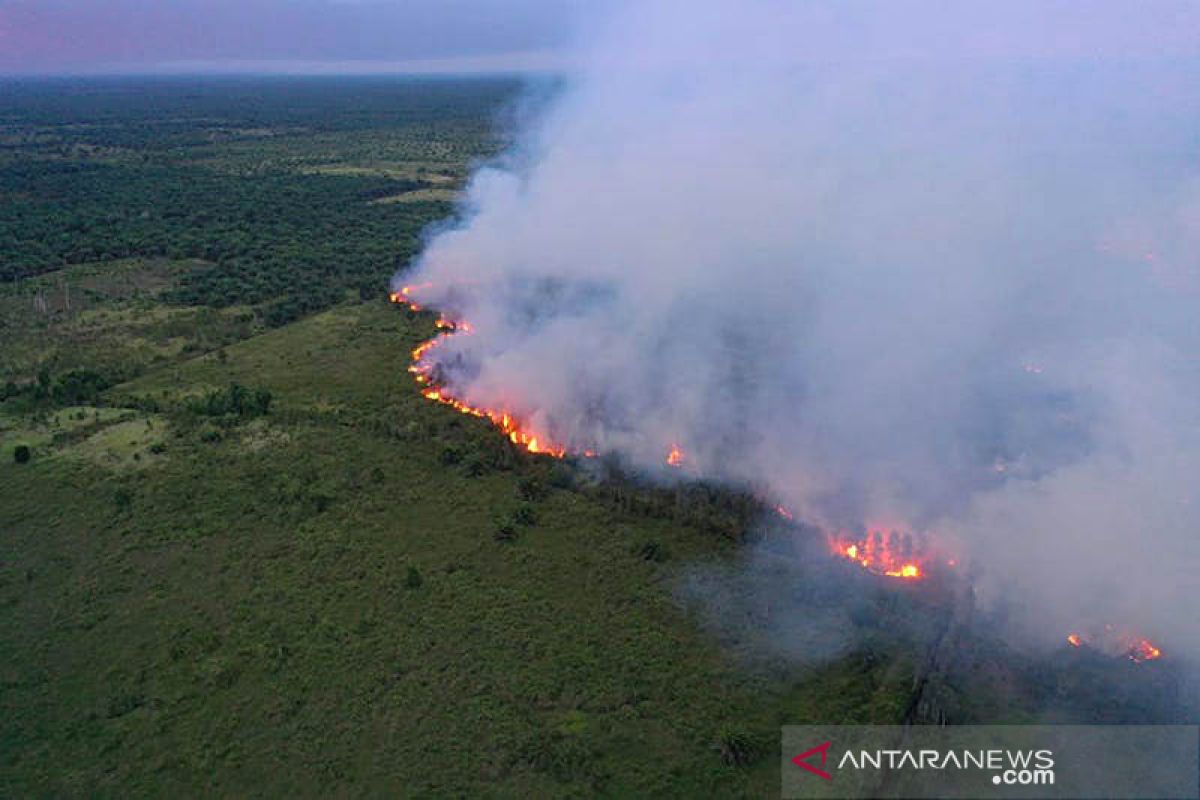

[0,77,1180,797]
[2,295,936,795]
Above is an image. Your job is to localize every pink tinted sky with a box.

[0,0,1198,75]
[0,0,581,74]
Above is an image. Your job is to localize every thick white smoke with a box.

[397,1,1200,656]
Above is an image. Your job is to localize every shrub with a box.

[461,456,486,477]
[187,382,272,418]
[49,368,112,405]
[714,725,758,767]
[465,435,515,471]
[494,519,518,542]
[404,566,423,589]
[310,491,335,513]
[13,444,31,464]
[516,476,548,502]
[512,504,538,527]
[114,488,133,513]
[519,729,596,783]
[547,463,576,490]
[635,540,666,562]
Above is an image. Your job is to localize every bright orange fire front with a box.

[391,285,571,458]
[1128,639,1162,663]
[829,526,925,580]
[1066,630,1162,662]
[390,282,432,311]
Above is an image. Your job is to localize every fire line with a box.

[392,285,688,467]
[1066,630,1162,662]
[392,285,1170,638]
[391,285,570,457]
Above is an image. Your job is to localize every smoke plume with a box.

[397,1,1200,658]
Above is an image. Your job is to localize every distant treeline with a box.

[0,77,527,322]
[0,76,524,146]
[1,368,115,409]
[0,160,438,306]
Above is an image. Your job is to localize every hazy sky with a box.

[0,0,590,75]
[3,0,1199,76]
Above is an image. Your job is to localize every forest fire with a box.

[666,444,684,467]
[770,506,929,580]
[391,286,570,457]
[1128,639,1163,663]
[393,288,1177,672]
[829,526,927,580]
[1066,630,1163,663]
[389,282,431,311]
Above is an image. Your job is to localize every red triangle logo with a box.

[791,740,833,780]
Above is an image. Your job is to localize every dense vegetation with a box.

[0,78,1184,797]
[1,159,426,308]
[0,76,519,314]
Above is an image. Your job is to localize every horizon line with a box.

[0,51,574,80]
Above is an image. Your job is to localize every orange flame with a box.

[391,286,572,458]
[1127,638,1162,663]
[666,444,684,467]
[391,282,433,311]
[1065,630,1162,662]
[829,525,926,580]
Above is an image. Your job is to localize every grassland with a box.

[1,298,932,796]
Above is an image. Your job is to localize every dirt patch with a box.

[68,416,167,471]
[369,188,460,205]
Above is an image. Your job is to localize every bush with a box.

[461,456,486,477]
[494,519,518,542]
[518,729,597,783]
[187,382,272,418]
[50,369,111,405]
[13,444,31,464]
[404,566,423,589]
[547,463,576,490]
[310,491,335,513]
[511,504,538,527]
[516,476,548,502]
[714,725,758,767]
[635,540,666,562]
[114,488,133,513]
